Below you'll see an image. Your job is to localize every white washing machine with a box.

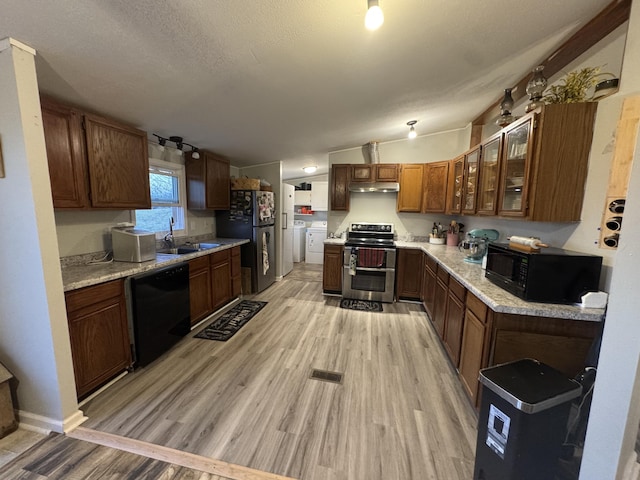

[305,221,327,264]
[293,220,306,263]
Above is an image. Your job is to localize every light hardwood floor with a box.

[2,262,479,479]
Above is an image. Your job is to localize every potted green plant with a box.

[543,66,616,104]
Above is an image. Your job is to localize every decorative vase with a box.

[525,65,547,112]
[496,88,515,127]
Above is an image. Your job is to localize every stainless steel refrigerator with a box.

[216,190,276,293]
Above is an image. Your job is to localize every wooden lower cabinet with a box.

[458,306,491,406]
[443,277,466,367]
[65,279,131,398]
[432,267,449,338]
[323,244,343,293]
[396,248,422,300]
[210,250,232,310]
[421,254,437,317]
[231,246,242,298]
[188,256,213,326]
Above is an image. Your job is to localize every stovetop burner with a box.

[345,222,395,248]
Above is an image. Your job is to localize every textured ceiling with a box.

[0,0,612,179]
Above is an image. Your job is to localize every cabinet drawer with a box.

[466,291,488,323]
[210,249,230,265]
[65,279,123,313]
[436,265,450,283]
[448,276,466,302]
[189,255,210,272]
[425,254,437,272]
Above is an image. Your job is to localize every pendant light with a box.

[407,120,417,139]
[365,0,384,30]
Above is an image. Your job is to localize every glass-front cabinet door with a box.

[477,134,502,215]
[461,146,481,215]
[446,155,464,214]
[498,115,535,216]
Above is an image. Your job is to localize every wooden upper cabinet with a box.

[397,163,424,212]
[477,134,502,215]
[330,164,350,211]
[185,150,230,210]
[497,115,534,217]
[351,164,399,182]
[41,99,89,208]
[446,155,464,214]
[84,114,150,209]
[461,146,481,215]
[41,97,150,209]
[422,161,449,213]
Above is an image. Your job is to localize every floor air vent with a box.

[310,369,343,384]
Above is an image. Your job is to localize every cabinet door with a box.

[458,309,487,406]
[189,257,213,325]
[84,114,151,209]
[351,164,374,182]
[65,280,131,398]
[210,250,231,310]
[311,181,328,211]
[323,245,343,293]
[375,164,399,182]
[461,146,481,215]
[422,161,449,213]
[330,164,350,211]
[396,249,423,300]
[443,290,465,367]
[41,98,89,208]
[231,246,242,297]
[397,164,424,212]
[446,156,464,214]
[477,134,502,215]
[498,116,534,217]
[294,190,312,206]
[433,275,448,339]
[205,152,230,210]
[422,256,437,318]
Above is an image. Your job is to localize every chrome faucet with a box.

[163,217,175,248]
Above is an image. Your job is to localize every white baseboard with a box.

[17,408,87,434]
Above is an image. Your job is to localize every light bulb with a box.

[408,126,417,139]
[365,1,384,30]
[303,166,317,174]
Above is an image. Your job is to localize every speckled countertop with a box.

[61,238,249,292]
[328,238,605,322]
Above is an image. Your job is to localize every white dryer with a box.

[293,220,306,263]
[305,221,327,264]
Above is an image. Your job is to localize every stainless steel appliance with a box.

[459,229,499,263]
[216,190,276,293]
[342,222,396,303]
[485,243,603,304]
[112,226,156,262]
[128,263,191,367]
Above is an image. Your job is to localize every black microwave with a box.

[485,243,603,304]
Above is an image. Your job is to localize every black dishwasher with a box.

[129,263,191,367]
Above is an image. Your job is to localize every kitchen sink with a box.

[157,243,221,255]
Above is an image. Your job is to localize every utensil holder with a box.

[447,233,459,246]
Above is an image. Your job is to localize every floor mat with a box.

[195,300,267,341]
[339,298,383,312]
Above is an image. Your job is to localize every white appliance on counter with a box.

[282,184,295,276]
[305,221,327,264]
[293,220,306,262]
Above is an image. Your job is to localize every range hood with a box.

[349,182,399,193]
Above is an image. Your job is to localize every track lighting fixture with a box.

[365,0,384,30]
[152,134,200,158]
[407,120,417,139]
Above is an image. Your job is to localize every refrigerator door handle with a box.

[282,212,288,229]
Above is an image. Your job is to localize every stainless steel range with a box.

[343,222,396,303]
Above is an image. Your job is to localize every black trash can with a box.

[473,359,582,480]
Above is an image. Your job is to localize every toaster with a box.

[112,227,156,262]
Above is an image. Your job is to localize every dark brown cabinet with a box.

[185,150,230,210]
[461,146,481,215]
[231,246,242,298]
[397,164,424,212]
[351,164,399,182]
[421,254,437,318]
[41,97,150,209]
[323,244,343,293]
[458,293,491,407]
[65,279,131,398]
[422,161,449,213]
[477,133,502,215]
[443,276,466,367]
[211,250,232,310]
[330,164,350,211]
[396,248,423,300]
[188,256,213,326]
[433,267,449,338]
[446,155,464,214]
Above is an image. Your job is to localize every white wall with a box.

[0,38,82,432]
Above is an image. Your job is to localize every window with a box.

[135,159,187,236]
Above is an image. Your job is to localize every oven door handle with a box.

[344,266,396,273]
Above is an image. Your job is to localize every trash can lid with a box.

[479,359,582,414]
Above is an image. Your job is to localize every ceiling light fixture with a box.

[152,134,200,158]
[407,120,417,139]
[365,0,384,30]
[303,166,318,174]
[153,133,167,148]
[184,142,200,160]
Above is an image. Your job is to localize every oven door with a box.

[342,247,396,303]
